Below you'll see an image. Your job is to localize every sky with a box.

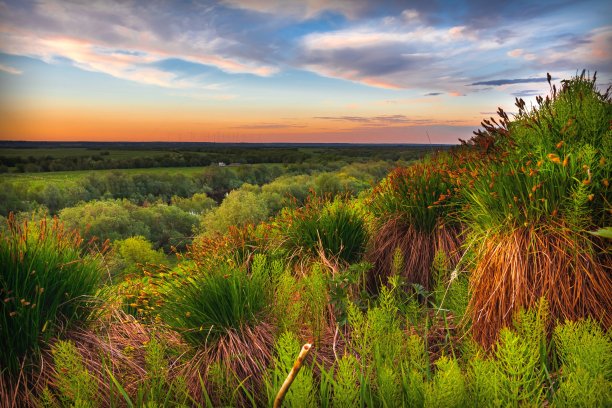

[0,0,610,144]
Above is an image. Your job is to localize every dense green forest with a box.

[1,74,610,407]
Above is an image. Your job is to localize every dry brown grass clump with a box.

[366,218,462,291]
[469,225,611,348]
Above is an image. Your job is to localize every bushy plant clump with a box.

[280,196,368,266]
[160,257,271,345]
[367,154,466,291]
[160,254,275,405]
[0,216,101,376]
[462,73,611,347]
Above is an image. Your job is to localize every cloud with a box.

[469,77,550,86]
[0,0,280,89]
[0,63,22,75]
[313,114,458,126]
[424,92,442,96]
[511,89,542,97]
[231,123,306,129]
[221,0,372,19]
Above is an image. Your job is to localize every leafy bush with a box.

[199,188,270,236]
[108,235,166,278]
[0,217,100,376]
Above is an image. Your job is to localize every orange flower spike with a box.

[556,140,564,149]
[603,179,609,187]
[551,209,558,216]
[588,194,594,201]
[562,156,569,167]
[547,153,561,164]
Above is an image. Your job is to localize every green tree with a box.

[199,188,269,236]
[109,236,166,277]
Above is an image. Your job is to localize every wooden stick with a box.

[273,343,312,408]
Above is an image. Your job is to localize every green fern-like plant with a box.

[553,318,612,407]
[266,332,315,408]
[424,356,466,408]
[273,269,304,334]
[495,328,545,406]
[467,354,501,407]
[332,354,360,408]
[48,340,98,407]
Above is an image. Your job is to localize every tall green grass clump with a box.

[161,255,271,345]
[462,72,611,347]
[160,254,274,404]
[0,216,100,377]
[281,196,368,265]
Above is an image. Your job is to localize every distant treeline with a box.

[0,142,446,173]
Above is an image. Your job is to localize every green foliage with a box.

[47,340,98,407]
[200,188,270,236]
[0,218,100,376]
[160,258,270,345]
[273,269,304,334]
[332,354,360,408]
[553,319,612,407]
[171,192,216,215]
[109,236,166,278]
[281,197,368,265]
[266,332,315,407]
[424,356,466,408]
[60,199,198,251]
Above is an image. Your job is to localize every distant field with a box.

[0,166,211,181]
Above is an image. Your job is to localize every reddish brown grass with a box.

[469,225,611,348]
[181,322,275,406]
[35,310,184,406]
[366,218,463,292]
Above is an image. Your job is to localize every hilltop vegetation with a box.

[0,73,610,407]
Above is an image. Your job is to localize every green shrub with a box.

[0,217,100,376]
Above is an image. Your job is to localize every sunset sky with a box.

[0,0,610,144]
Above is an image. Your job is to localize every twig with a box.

[273,343,312,408]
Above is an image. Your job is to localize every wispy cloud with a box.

[231,123,306,129]
[469,77,550,86]
[0,63,22,75]
[511,89,542,97]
